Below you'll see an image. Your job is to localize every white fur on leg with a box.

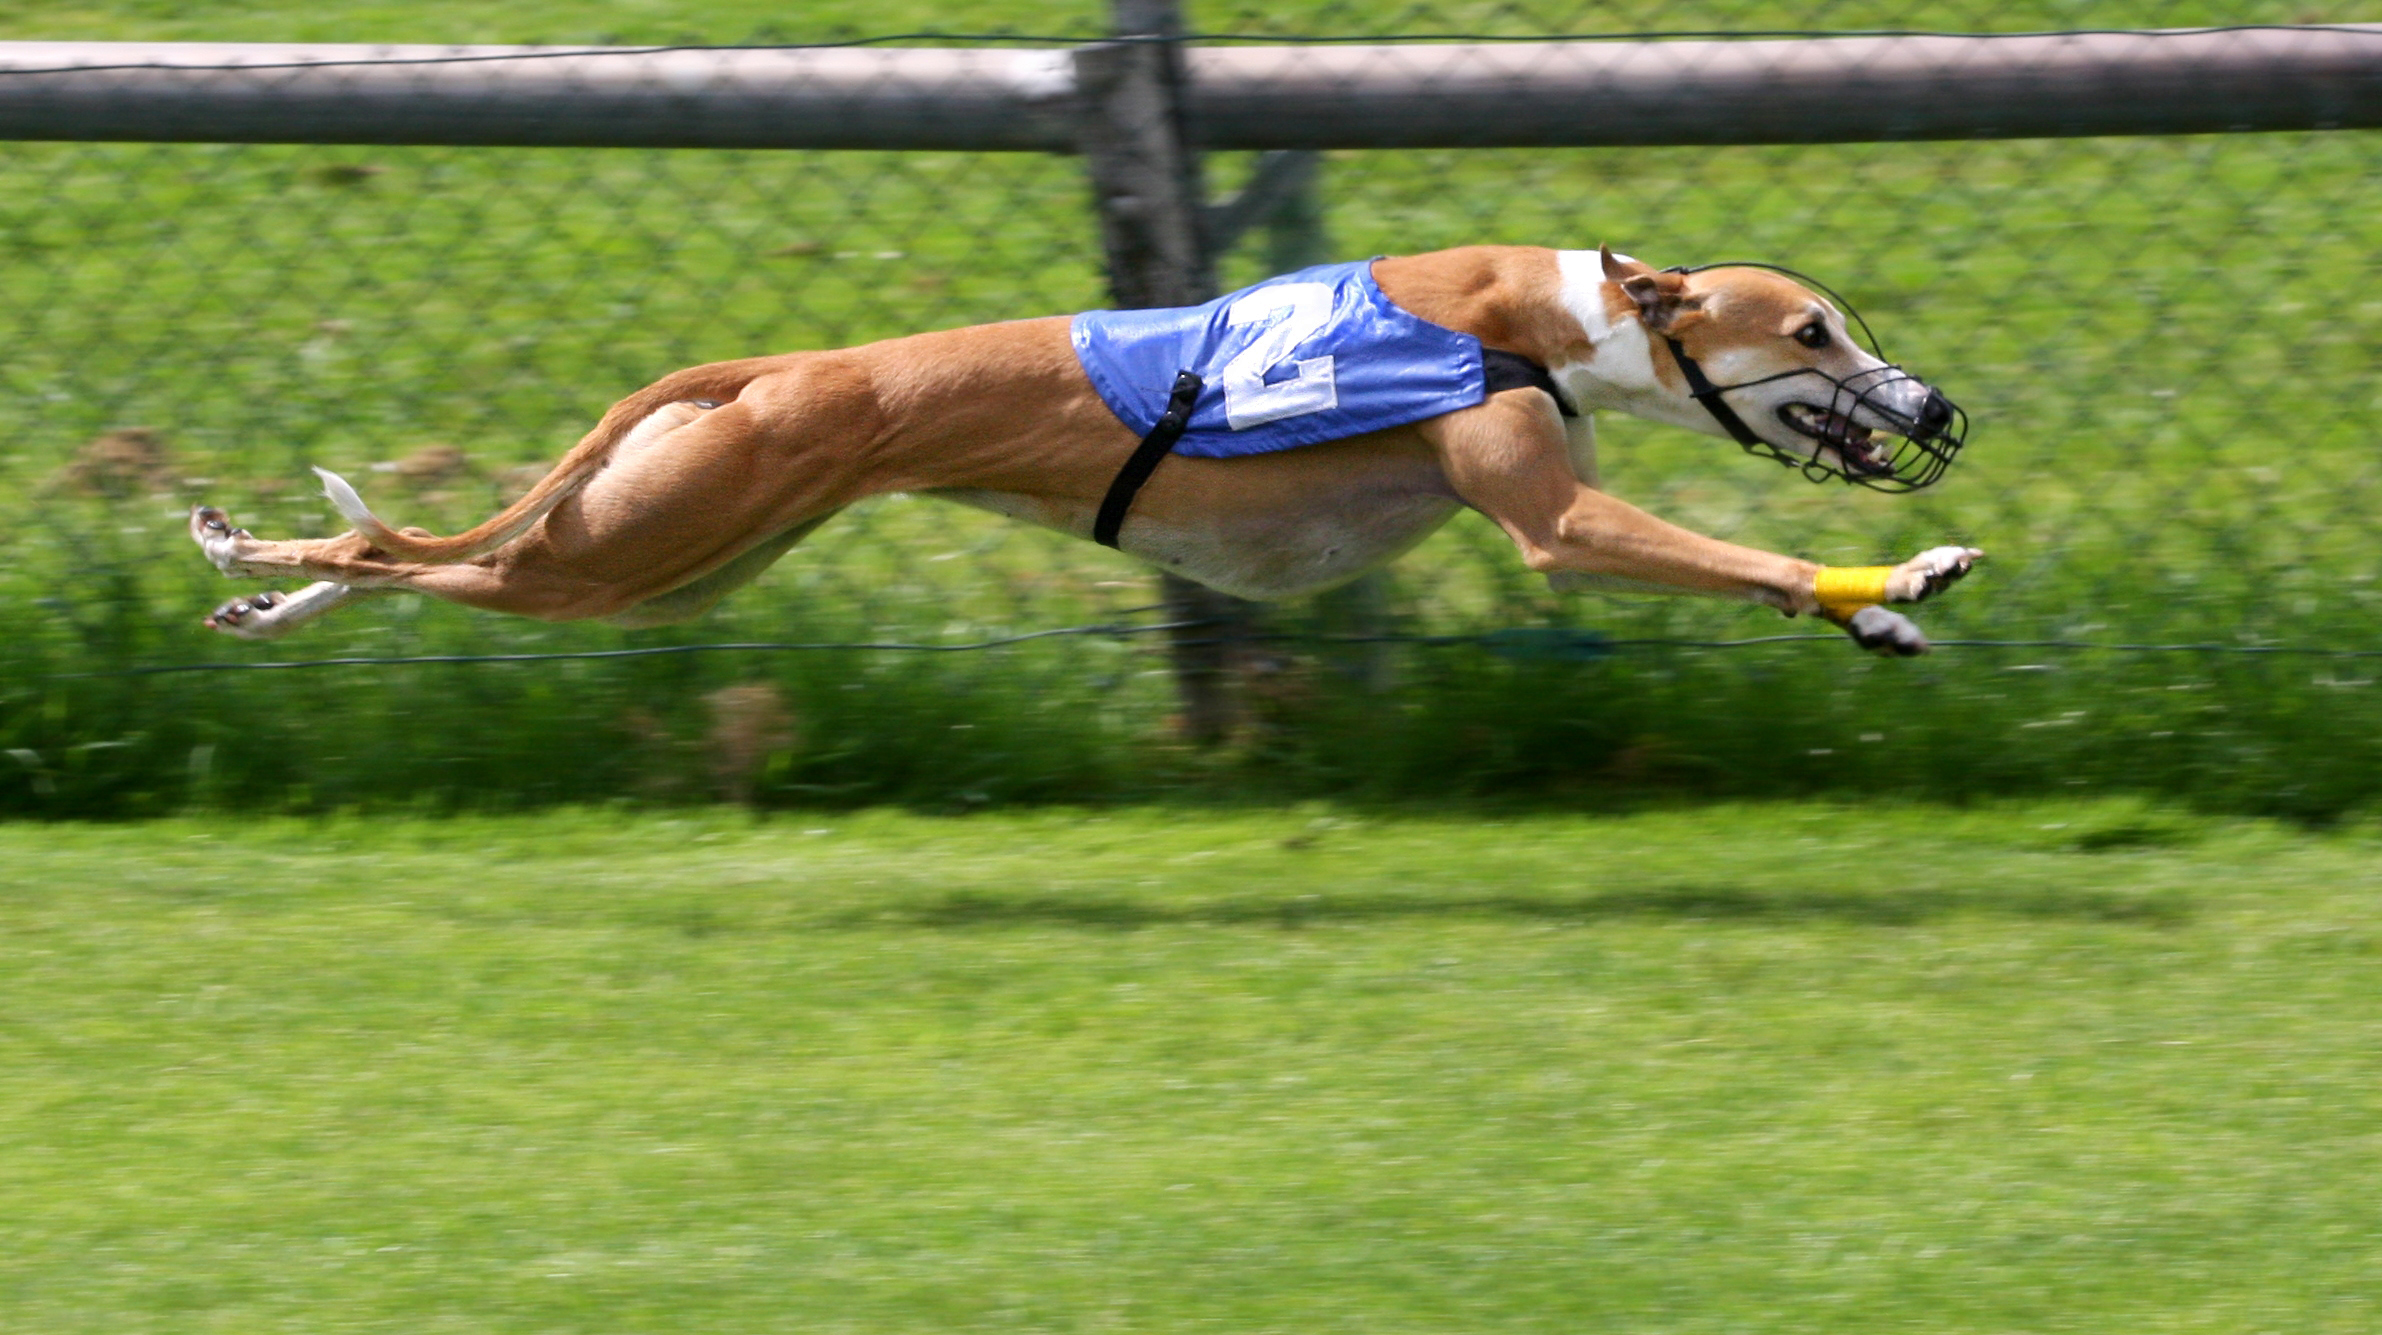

[190,504,295,580]
[1887,546,1983,603]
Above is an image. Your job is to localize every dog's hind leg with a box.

[363,368,884,623]
[190,358,885,631]
[602,510,843,629]
[201,581,379,640]
[189,399,723,593]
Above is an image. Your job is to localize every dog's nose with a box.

[1916,390,1954,439]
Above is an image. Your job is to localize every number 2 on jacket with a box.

[1220,282,1338,430]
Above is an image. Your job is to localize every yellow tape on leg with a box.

[1813,565,1895,615]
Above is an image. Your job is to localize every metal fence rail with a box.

[2,27,2380,148]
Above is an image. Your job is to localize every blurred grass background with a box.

[3,1,2381,818]
[5,802,2379,1332]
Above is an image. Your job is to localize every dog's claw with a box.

[1846,605,1929,657]
[204,590,287,639]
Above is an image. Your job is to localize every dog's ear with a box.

[1614,269,1703,335]
[1601,244,1702,331]
[1599,244,1655,283]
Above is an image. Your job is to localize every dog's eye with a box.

[1794,322,1831,350]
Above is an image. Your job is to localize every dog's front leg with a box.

[1422,393,1979,653]
[1427,391,1826,611]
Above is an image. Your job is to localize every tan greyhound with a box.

[190,245,1980,653]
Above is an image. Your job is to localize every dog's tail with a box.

[313,359,777,564]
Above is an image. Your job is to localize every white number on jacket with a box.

[1220,282,1338,430]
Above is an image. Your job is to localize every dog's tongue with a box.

[1820,411,1868,442]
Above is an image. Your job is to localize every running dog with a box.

[191,245,1980,653]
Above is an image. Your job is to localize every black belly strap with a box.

[1480,347,1579,418]
[1090,350,1574,552]
[1093,370,1204,550]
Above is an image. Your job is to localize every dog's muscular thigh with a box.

[411,365,887,621]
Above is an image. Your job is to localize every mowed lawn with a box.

[2,803,2377,1333]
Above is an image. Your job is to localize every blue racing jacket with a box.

[1069,260,1492,458]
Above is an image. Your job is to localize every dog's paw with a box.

[190,505,267,577]
[1845,605,1929,657]
[1887,546,1982,604]
[202,590,290,639]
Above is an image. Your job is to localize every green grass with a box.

[4,802,2379,1331]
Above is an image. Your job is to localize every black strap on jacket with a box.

[1663,336,1764,448]
[1481,347,1579,418]
[1092,351,1574,551]
[1093,370,1204,549]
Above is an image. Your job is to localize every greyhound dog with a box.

[190,245,1980,653]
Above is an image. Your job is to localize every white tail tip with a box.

[313,466,375,525]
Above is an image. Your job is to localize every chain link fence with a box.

[4,3,2381,815]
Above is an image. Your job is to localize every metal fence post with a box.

[1074,0,1259,745]
[1244,151,1397,693]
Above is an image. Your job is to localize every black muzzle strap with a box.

[1094,370,1204,550]
[1664,336,1764,449]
